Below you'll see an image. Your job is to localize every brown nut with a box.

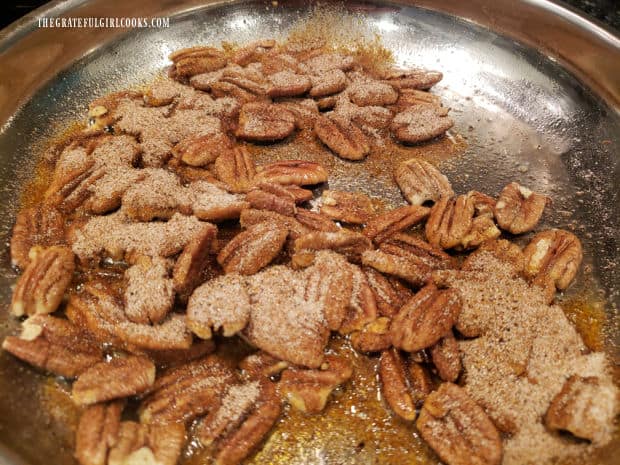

[107,421,185,465]
[417,383,502,465]
[139,355,237,425]
[172,222,218,300]
[173,133,233,167]
[394,158,454,206]
[429,331,461,382]
[210,81,265,104]
[275,99,320,129]
[425,195,475,250]
[294,209,339,233]
[267,70,312,97]
[11,246,75,317]
[462,239,525,275]
[75,401,124,465]
[10,206,64,269]
[187,273,252,340]
[350,317,392,353]
[294,230,372,265]
[231,39,276,66]
[246,184,297,216]
[339,265,378,334]
[363,266,412,317]
[304,251,354,331]
[319,189,375,224]
[379,348,432,421]
[240,208,311,240]
[309,69,347,97]
[210,381,282,465]
[236,102,296,141]
[545,375,618,444]
[381,67,443,90]
[348,81,398,106]
[523,229,583,292]
[314,114,370,161]
[390,283,461,352]
[303,53,354,74]
[363,205,430,244]
[1,315,103,378]
[217,222,288,275]
[391,104,453,144]
[279,355,352,413]
[44,160,106,213]
[72,356,156,405]
[169,46,227,78]
[495,182,547,234]
[254,160,328,186]
[363,233,454,286]
[124,256,174,325]
[221,66,269,96]
[239,352,289,381]
[389,88,442,113]
[214,146,257,193]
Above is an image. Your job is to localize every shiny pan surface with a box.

[0,1,618,464]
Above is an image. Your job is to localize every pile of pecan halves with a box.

[2,40,586,465]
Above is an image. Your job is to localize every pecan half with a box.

[173,133,233,167]
[254,160,328,186]
[44,160,106,213]
[314,114,371,160]
[207,381,282,465]
[295,209,339,232]
[211,81,265,104]
[75,401,123,465]
[231,39,276,66]
[379,348,432,420]
[381,67,443,90]
[221,65,269,97]
[425,195,470,249]
[169,46,227,78]
[240,208,310,240]
[309,69,347,97]
[293,230,372,265]
[280,355,352,413]
[217,222,288,275]
[246,183,297,216]
[339,266,379,334]
[187,273,252,339]
[350,317,392,353]
[214,146,257,193]
[2,315,103,378]
[107,421,185,465]
[523,229,583,292]
[494,182,547,234]
[239,352,289,381]
[362,233,453,286]
[172,223,218,300]
[303,53,354,74]
[73,356,156,405]
[304,251,354,331]
[417,383,502,465]
[124,256,174,325]
[236,102,296,141]
[363,266,412,317]
[275,99,319,129]
[67,283,192,351]
[390,283,461,352]
[11,246,75,317]
[462,239,524,275]
[430,331,461,382]
[319,189,375,224]
[391,104,453,144]
[139,355,237,425]
[349,81,398,106]
[267,70,312,97]
[394,158,454,206]
[545,375,618,444]
[10,206,64,269]
[363,205,430,244]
